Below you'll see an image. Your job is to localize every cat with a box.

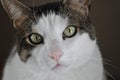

[1,0,106,80]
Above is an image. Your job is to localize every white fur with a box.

[2,13,106,80]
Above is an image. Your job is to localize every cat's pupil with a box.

[31,34,40,43]
[68,28,72,33]
[63,25,77,38]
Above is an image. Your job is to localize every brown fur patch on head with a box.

[13,14,35,62]
[19,49,31,62]
[17,33,35,62]
[13,14,34,36]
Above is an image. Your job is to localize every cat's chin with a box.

[52,63,61,70]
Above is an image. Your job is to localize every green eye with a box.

[26,33,43,46]
[63,25,77,38]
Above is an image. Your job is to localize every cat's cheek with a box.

[30,46,45,62]
[59,54,91,69]
[60,33,96,68]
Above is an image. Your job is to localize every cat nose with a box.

[49,51,62,62]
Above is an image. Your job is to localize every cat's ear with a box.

[62,0,91,15]
[1,0,33,28]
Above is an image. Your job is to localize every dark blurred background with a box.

[0,0,120,80]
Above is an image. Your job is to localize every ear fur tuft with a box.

[0,0,31,20]
[63,0,91,15]
[0,0,33,29]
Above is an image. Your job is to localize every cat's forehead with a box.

[33,13,69,36]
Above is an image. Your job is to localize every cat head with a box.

[1,0,96,70]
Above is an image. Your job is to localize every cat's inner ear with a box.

[1,0,33,29]
[63,0,90,15]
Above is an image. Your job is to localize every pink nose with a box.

[49,51,62,62]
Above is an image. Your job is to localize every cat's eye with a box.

[26,33,43,46]
[63,25,77,38]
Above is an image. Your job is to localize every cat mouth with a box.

[52,63,62,70]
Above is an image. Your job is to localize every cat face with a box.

[1,0,96,70]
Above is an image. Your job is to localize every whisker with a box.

[102,58,119,71]
[104,69,116,80]
[91,58,119,80]
[102,58,111,63]
[103,61,119,70]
